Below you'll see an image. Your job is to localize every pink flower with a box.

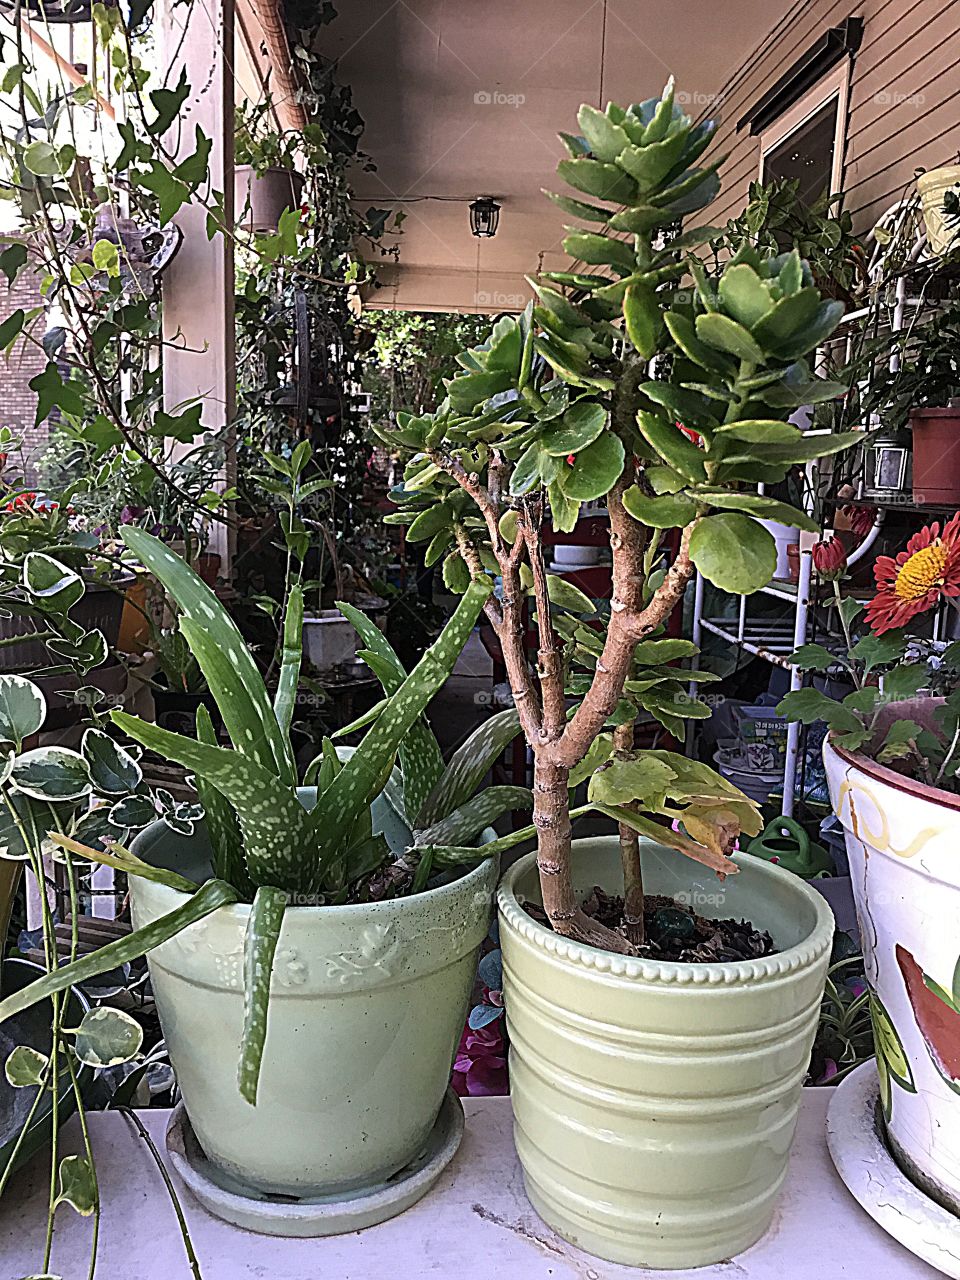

[451,1022,508,1097]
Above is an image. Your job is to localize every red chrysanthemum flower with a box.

[864,513,960,634]
[813,536,847,581]
[842,502,877,540]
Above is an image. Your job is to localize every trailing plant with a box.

[0,529,534,1109]
[0,588,207,1277]
[376,81,858,953]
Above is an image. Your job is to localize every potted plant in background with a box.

[378,81,856,1267]
[863,303,960,505]
[0,528,533,1236]
[780,514,960,1226]
[917,163,960,257]
[234,100,305,233]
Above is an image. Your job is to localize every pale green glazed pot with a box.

[130,842,496,1197]
[498,835,834,1269]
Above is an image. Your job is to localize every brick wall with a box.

[1,251,48,483]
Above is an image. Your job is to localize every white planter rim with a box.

[140,846,496,925]
[498,839,834,986]
[827,735,960,813]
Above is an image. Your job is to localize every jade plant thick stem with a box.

[378,81,859,954]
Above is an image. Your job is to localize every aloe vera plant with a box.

[0,528,532,1103]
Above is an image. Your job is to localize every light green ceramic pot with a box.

[130,814,496,1197]
[498,835,834,1269]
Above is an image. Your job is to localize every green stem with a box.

[117,1108,204,1280]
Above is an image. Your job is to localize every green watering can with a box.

[745,817,833,879]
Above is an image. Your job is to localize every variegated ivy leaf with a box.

[54,1154,97,1216]
[0,673,46,746]
[10,746,91,802]
[22,552,83,610]
[108,793,158,830]
[81,728,142,796]
[74,1007,143,1068]
[5,1044,48,1087]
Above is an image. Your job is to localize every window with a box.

[758,62,850,206]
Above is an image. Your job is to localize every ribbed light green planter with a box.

[131,850,496,1197]
[498,835,834,1269]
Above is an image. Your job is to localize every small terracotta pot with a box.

[911,407,960,504]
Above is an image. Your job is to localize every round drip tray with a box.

[827,1061,960,1277]
[165,1089,464,1237]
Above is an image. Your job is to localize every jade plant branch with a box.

[439,434,697,955]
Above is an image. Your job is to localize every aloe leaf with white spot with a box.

[120,527,294,784]
[0,879,239,1025]
[308,579,492,878]
[273,583,304,741]
[303,736,341,789]
[195,703,247,893]
[337,600,445,821]
[110,712,316,891]
[415,785,532,848]
[415,707,522,827]
[239,885,287,1105]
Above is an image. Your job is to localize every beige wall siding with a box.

[707,0,960,234]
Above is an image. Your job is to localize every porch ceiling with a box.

[324,1,794,314]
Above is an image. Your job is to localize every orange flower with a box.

[865,513,960,633]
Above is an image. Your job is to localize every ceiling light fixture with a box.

[469,196,501,237]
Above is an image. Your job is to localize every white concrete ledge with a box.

[0,1092,942,1278]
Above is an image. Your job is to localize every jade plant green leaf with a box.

[689,513,777,594]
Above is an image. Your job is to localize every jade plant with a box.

[377,81,859,954]
[0,527,534,1105]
